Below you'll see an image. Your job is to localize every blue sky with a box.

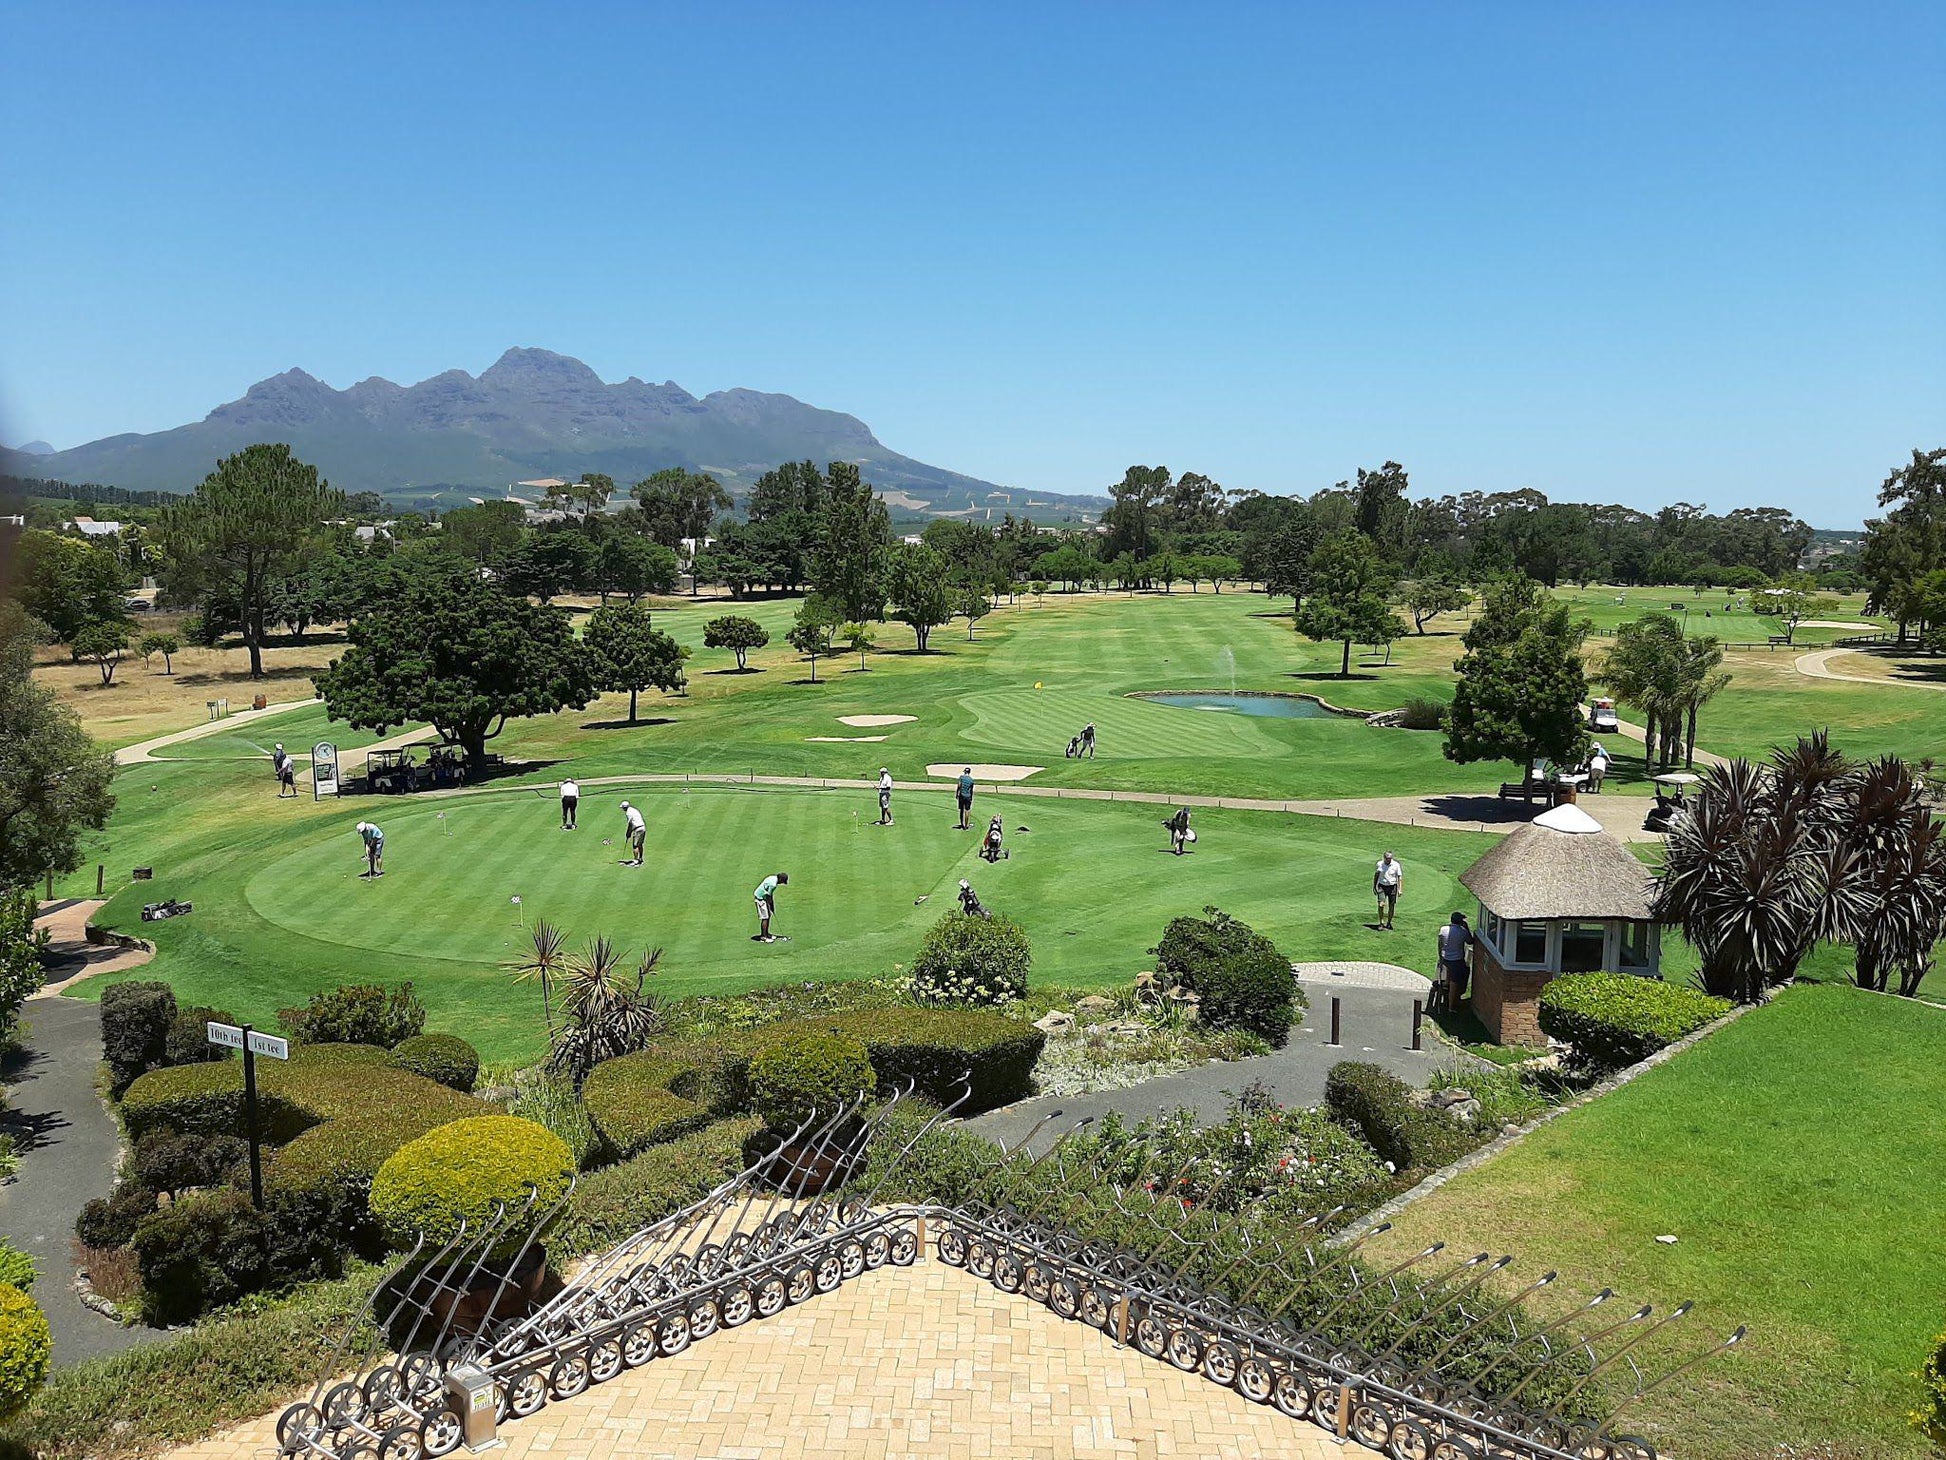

[3,2,1941,523]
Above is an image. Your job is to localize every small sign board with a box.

[313,742,340,799]
[206,1022,289,1060]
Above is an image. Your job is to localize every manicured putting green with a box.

[161,702,400,762]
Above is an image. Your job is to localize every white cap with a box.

[355,821,371,833]
[619,800,631,809]
[959,879,970,890]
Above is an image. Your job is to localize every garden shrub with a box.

[1397,696,1446,731]
[74,1183,159,1251]
[101,981,175,1096]
[1324,1061,1477,1172]
[132,1131,248,1196]
[369,1116,574,1254]
[0,1242,34,1294]
[278,983,426,1049]
[387,1033,480,1093]
[265,1113,456,1258]
[909,912,1032,1006]
[746,1032,876,1131]
[1538,973,1731,1071]
[551,1118,760,1256]
[728,1008,1045,1114]
[582,1054,712,1159]
[504,1070,603,1171]
[120,1063,310,1145]
[161,1006,236,1071]
[0,1284,50,1422]
[1153,907,1303,1044]
[1918,1327,1946,1446]
[131,1191,276,1326]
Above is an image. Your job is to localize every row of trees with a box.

[1858,447,1946,643]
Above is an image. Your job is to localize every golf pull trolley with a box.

[280,1088,1742,1460]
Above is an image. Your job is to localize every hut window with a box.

[1560,922,1607,974]
[1619,921,1653,971]
[1512,921,1549,965]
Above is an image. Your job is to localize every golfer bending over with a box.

[754,871,788,942]
[620,800,646,865]
[982,815,1005,863]
[1373,850,1404,929]
[877,767,894,825]
[273,743,298,798]
[1164,806,1193,854]
[955,767,975,829]
[560,777,579,830]
[355,820,384,878]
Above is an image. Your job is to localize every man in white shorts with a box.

[620,800,646,865]
[1373,850,1404,929]
[754,871,788,941]
[877,768,894,825]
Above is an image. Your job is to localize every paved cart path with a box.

[1794,645,1946,693]
[115,697,321,765]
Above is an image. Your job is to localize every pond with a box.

[1136,691,1339,720]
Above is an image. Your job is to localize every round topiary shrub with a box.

[369,1116,574,1254]
[388,1033,481,1093]
[0,1283,50,1422]
[746,1032,877,1132]
[909,911,1032,1006]
[582,1053,711,1159]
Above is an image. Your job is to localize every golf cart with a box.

[1588,696,1620,733]
[1644,771,1701,833]
[366,747,420,795]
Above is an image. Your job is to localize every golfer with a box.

[957,879,989,918]
[355,820,384,878]
[560,777,580,830]
[273,743,297,798]
[620,800,646,865]
[955,767,975,829]
[1081,722,1097,759]
[1586,744,1609,794]
[1436,911,1474,1007]
[1374,850,1404,929]
[877,767,894,826]
[1164,806,1193,855]
[753,871,788,941]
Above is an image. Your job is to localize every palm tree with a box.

[509,918,569,1026]
[1676,635,1730,768]
[1601,613,1685,770]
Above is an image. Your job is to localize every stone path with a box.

[32,898,151,997]
[1794,645,1946,692]
[162,1260,1348,1460]
[115,697,321,765]
[969,967,1453,1154]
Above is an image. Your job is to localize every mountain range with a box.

[5,348,1105,519]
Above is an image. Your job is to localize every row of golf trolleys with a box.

[276,1084,1741,1460]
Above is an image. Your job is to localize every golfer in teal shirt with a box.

[955,768,975,829]
[753,872,788,942]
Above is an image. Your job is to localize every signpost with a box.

[313,741,340,799]
[207,1021,289,1208]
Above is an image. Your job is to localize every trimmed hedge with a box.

[101,982,175,1096]
[387,1033,480,1093]
[75,1183,157,1251]
[551,1118,761,1256]
[582,1054,712,1159]
[279,983,426,1049]
[909,911,1032,1006]
[162,1006,236,1071]
[1919,1326,1946,1447]
[730,1008,1045,1115]
[1153,908,1303,1044]
[369,1117,574,1254]
[1324,1061,1476,1173]
[1538,973,1730,1070]
[131,1192,274,1327]
[265,1112,457,1257]
[747,1032,876,1131]
[0,1284,50,1423]
[132,1131,247,1196]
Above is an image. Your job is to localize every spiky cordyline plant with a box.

[543,936,666,1084]
[1846,756,1946,997]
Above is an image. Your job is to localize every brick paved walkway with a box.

[166,1262,1349,1460]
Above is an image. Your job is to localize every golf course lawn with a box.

[1372,982,1946,1459]
[79,779,1489,1061]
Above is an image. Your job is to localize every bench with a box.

[1498,781,1549,803]
[1767,634,1790,646]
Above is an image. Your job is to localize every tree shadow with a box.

[1288,671,1381,684]
[580,718,677,731]
[704,667,766,676]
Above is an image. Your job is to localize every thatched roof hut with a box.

[1459,803,1655,921]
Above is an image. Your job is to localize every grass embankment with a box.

[1374,983,1946,1459]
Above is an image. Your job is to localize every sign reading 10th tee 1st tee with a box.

[205,1022,289,1060]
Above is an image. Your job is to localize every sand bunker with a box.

[806,735,888,743]
[1797,620,1878,631]
[928,763,1044,782]
[838,714,916,727]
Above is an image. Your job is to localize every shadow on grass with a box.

[1288,671,1381,683]
[704,667,766,676]
[580,718,677,731]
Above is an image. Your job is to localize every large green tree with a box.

[1291,530,1399,676]
[0,603,115,887]
[317,565,595,772]
[1444,575,1591,773]
[885,543,954,651]
[631,468,732,551]
[584,603,687,723]
[156,444,343,677]
[595,534,677,604]
[812,463,890,620]
[440,500,527,568]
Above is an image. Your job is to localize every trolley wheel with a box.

[1388,1418,1435,1460]
[1134,1312,1170,1359]
[377,1423,425,1460]
[588,1337,624,1384]
[1351,1398,1394,1449]
[622,1322,658,1367]
[659,1311,692,1355]
[1236,1355,1275,1404]
[1048,1274,1082,1319]
[277,1402,326,1448]
[719,1285,755,1327]
[1023,1264,1052,1304]
[889,1227,918,1265]
[786,1266,816,1304]
[1526,1416,1572,1451]
[1310,1383,1344,1431]
[1272,1367,1315,1420]
[755,1273,789,1317]
[862,1231,891,1268]
[839,1240,866,1279]
[1429,1440,1482,1460]
[1201,1339,1240,1388]
[549,1351,591,1400]
[507,1370,549,1418]
[1606,1437,1658,1460]
[323,1381,368,1429]
[420,1407,463,1458]
[814,1252,844,1293]
[695,1242,724,1281]
[937,1228,968,1266]
[1081,1286,1115,1330]
[343,1445,380,1460]
[965,1240,996,1279]
[1165,1325,1204,1372]
[399,1352,441,1402]
[689,1296,722,1339]
[363,1365,404,1414]
[992,1251,1026,1294]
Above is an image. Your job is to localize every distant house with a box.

[70,516,123,539]
[901,534,926,546]
[352,522,395,543]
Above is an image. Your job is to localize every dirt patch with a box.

[927,763,1043,782]
[806,735,888,743]
[838,714,916,727]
